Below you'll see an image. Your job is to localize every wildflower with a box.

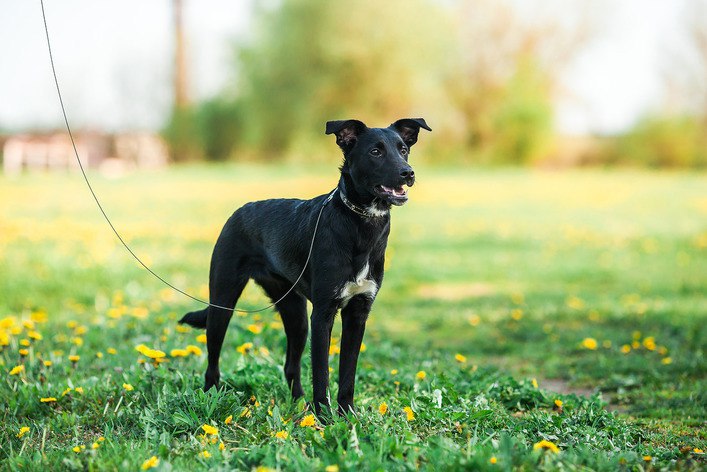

[28,331,42,341]
[554,399,563,409]
[123,383,134,391]
[91,442,99,449]
[72,446,81,453]
[581,338,598,350]
[219,441,225,450]
[532,378,539,388]
[661,357,672,365]
[170,349,189,357]
[631,341,640,349]
[325,466,339,472]
[61,387,72,397]
[96,351,104,358]
[274,430,289,439]
[259,347,270,356]
[9,365,24,376]
[329,344,340,355]
[98,437,105,442]
[72,337,83,346]
[566,296,585,310]
[144,349,165,359]
[200,450,211,459]
[299,414,316,427]
[141,456,159,470]
[75,387,84,394]
[19,348,29,357]
[378,402,388,415]
[40,397,57,403]
[416,371,426,380]
[202,424,219,436]
[236,342,253,355]
[69,355,80,363]
[240,407,251,418]
[360,343,367,352]
[454,353,467,363]
[224,415,233,425]
[694,448,704,454]
[643,336,656,351]
[621,344,631,354]
[490,456,497,464]
[643,455,652,462]
[403,406,415,421]
[390,369,398,375]
[20,339,30,347]
[17,426,30,438]
[196,333,207,344]
[186,345,202,356]
[247,324,262,334]
[43,360,52,367]
[511,309,523,320]
[107,348,117,355]
[533,440,560,453]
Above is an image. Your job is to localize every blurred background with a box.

[2,0,707,169]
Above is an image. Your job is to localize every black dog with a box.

[179,118,431,415]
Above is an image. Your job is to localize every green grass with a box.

[1,165,705,470]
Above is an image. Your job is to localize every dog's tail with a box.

[179,308,208,329]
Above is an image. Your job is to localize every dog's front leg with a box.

[337,296,371,415]
[310,301,337,416]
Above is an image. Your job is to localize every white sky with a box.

[0,0,692,135]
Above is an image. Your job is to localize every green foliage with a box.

[605,115,707,168]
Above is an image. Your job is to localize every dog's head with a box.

[325,118,431,206]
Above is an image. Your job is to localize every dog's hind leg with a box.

[204,269,248,391]
[256,279,308,399]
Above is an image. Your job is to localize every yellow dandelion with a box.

[19,348,29,356]
[186,345,203,356]
[9,365,24,376]
[196,333,207,344]
[554,399,563,409]
[43,360,52,367]
[202,424,219,436]
[123,383,134,391]
[490,456,497,464]
[107,347,117,355]
[274,430,289,439]
[454,353,467,363]
[247,324,262,334]
[360,343,367,352]
[643,336,656,351]
[144,349,165,359]
[643,455,652,462]
[61,387,72,397]
[98,437,105,442]
[17,426,30,438]
[259,346,270,356]
[533,440,560,453]
[299,414,316,427]
[511,309,523,320]
[240,407,251,418]
[91,442,99,450]
[68,355,80,363]
[200,450,211,459]
[631,340,640,349]
[390,369,399,375]
[329,344,340,355]
[28,331,43,340]
[170,349,189,357]
[20,339,30,347]
[40,397,57,403]
[75,387,84,394]
[236,342,253,355]
[71,337,83,346]
[403,406,415,421]
[224,415,233,425]
[325,466,339,472]
[532,378,539,388]
[661,357,672,365]
[96,352,104,358]
[379,402,388,415]
[581,338,598,350]
[693,448,704,454]
[141,456,159,470]
[621,344,631,354]
[416,371,426,380]
[72,446,81,453]
[219,441,225,450]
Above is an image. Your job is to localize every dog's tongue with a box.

[381,185,406,196]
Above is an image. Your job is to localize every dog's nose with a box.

[400,168,414,179]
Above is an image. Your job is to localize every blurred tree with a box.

[448,0,594,164]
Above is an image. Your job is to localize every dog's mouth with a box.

[374,184,409,205]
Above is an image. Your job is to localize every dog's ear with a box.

[325,119,368,153]
[390,118,432,147]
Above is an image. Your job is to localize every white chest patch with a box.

[338,262,378,307]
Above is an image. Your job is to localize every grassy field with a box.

[1,165,705,470]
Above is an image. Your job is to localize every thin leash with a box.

[39,0,335,313]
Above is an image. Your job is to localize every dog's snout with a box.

[400,168,414,179]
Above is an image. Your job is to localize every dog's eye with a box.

[370,148,382,157]
[400,147,408,156]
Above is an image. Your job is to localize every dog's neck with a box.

[337,173,390,219]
